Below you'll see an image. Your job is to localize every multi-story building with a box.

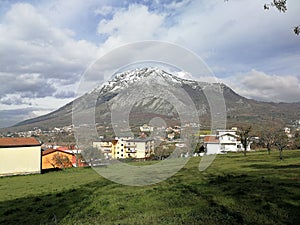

[93,137,154,160]
[203,128,251,155]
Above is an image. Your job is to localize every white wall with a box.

[0,146,41,175]
[206,143,220,155]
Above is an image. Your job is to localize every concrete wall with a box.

[0,146,41,176]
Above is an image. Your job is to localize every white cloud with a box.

[0,108,39,128]
[223,69,300,103]
[97,4,166,47]
[94,6,115,16]
[161,0,300,76]
[1,0,300,128]
[0,3,100,104]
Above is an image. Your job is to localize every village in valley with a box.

[1,119,300,176]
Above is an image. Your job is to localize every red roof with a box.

[0,137,41,147]
[56,146,69,150]
[203,136,219,143]
[42,148,74,156]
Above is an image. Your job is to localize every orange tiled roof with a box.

[203,136,219,143]
[0,137,41,147]
[42,148,74,156]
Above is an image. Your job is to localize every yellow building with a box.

[93,137,154,160]
[0,137,41,176]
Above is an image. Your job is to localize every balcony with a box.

[100,147,112,152]
[125,149,137,153]
[100,144,112,147]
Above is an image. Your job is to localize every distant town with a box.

[1,118,300,176]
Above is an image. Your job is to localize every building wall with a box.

[0,146,41,175]
[221,143,237,152]
[42,151,73,169]
[93,139,155,159]
[206,143,220,155]
[115,140,126,159]
[136,142,146,158]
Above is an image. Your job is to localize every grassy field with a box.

[0,150,299,225]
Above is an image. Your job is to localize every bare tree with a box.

[260,129,276,154]
[274,130,288,160]
[82,146,102,166]
[52,153,72,169]
[293,131,300,149]
[237,126,252,156]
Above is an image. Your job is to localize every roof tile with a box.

[0,137,41,147]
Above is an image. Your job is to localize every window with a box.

[128,154,130,157]
[121,144,123,146]
[117,152,119,154]
[121,154,123,157]
[121,149,123,152]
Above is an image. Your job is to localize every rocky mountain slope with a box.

[5,68,300,132]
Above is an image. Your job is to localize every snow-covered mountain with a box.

[7,67,300,132]
[94,67,202,95]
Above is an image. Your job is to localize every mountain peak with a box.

[94,67,181,95]
[93,67,208,97]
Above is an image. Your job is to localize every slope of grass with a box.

[0,150,299,225]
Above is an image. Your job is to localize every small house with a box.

[0,137,42,176]
[42,148,74,169]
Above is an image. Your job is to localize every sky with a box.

[0,0,299,128]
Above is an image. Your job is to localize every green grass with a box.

[0,150,300,225]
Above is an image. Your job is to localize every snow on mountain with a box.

[92,67,216,96]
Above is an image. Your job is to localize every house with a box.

[218,130,241,152]
[0,137,42,176]
[42,149,74,169]
[42,148,86,169]
[93,137,154,159]
[203,135,220,155]
[203,128,251,155]
[140,124,154,132]
[93,138,117,159]
[167,133,175,140]
[132,138,154,159]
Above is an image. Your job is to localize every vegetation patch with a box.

[0,150,299,224]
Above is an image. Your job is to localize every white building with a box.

[0,137,42,176]
[203,129,251,155]
[140,124,154,132]
[203,135,220,155]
